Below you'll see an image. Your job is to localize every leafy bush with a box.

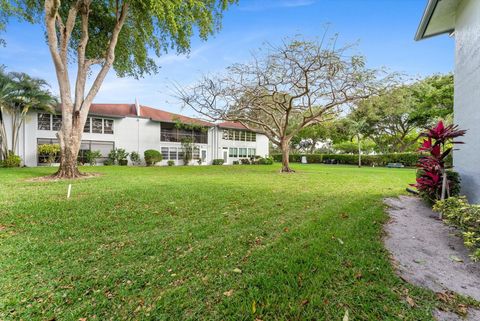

[412,121,465,202]
[108,148,129,165]
[103,159,113,166]
[85,150,102,166]
[233,160,239,165]
[1,153,22,167]
[212,159,224,165]
[167,160,175,166]
[434,197,480,261]
[240,158,250,165]
[37,144,60,166]
[258,157,274,165]
[130,151,141,165]
[144,149,162,166]
[416,170,461,203]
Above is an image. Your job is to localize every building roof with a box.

[59,103,213,127]
[218,121,249,130]
[139,105,213,127]
[88,104,137,118]
[415,0,458,41]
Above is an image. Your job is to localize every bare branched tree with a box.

[177,35,390,172]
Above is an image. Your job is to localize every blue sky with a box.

[0,0,454,116]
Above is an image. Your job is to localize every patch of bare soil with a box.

[384,196,480,321]
[26,172,102,182]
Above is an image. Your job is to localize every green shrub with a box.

[103,159,113,166]
[2,154,22,167]
[85,150,102,166]
[434,197,480,261]
[233,160,239,165]
[416,169,461,204]
[130,151,141,165]
[108,148,129,165]
[272,153,421,167]
[240,158,251,165]
[258,157,274,165]
[212,159,224,165]
[37,144,60,166]
[167,160,175,166]
[144,149,162,166]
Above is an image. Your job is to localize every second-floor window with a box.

[83,117,114,134]
[38,113,62,131]
[38,113,114,135]
[160,123,208,144]
[222,129,256,142]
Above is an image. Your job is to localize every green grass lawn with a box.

[0,164,455,320]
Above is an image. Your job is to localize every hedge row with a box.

[272,153,452,167]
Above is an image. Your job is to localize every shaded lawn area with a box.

[0,164,441,320]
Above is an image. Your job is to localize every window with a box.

[37,139,113,165]
[239,148,247,158]
[92,118,103,133]
[104,119,114,134]
[223,129,256,142]
[169,147,178,160]
[37,138,60,164]
[193,129,208,144]
[161,147,169,160]
[249,148,256,156]
[229,147,238,158]
[193,147,200,159]
[37,113,51,130]
[178,148,184,160]
[52,115,62,131]
[84,118,91,133]
[251,132,256,142]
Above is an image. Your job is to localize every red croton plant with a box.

[412,121,466,204]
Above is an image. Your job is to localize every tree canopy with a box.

[177,36,389,172]
[6,0,236,78]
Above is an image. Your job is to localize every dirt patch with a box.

[26,172,102,182]
[384,196,480,320]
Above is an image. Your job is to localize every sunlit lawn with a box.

[0,164,449,320]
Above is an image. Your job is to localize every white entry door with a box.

[223,150,228,164]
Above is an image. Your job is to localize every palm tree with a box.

[0,69,56,160]
[345,118,369,167]
[0,67,14,159]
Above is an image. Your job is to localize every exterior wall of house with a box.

[212,127,269,164]
[454,0,480,203]
[2,110,269,167]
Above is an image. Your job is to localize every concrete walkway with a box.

[384,196,480,321]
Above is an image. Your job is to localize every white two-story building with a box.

[1,101,269,166]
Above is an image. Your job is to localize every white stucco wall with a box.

[454,0,480,203]
[213,127,270,165]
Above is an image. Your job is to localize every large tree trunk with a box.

[43,0,128,179]
[53,110,85,178]
[280,139,294,173]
